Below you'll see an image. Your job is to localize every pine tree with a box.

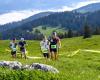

[94,27,100,35]
[83,24,92,39]
[42,26,47,30]
[64,32,67,38]
[67,29,73,38]
[34,29,41,34]
[0,33,2,40]
[58,32,64,39]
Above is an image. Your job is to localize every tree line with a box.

[0,10,100,40]
[0,24,100,40]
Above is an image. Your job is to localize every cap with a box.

[52,32,57,36]
[12,38,16,41]
[21,38,24,41]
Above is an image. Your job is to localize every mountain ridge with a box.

[74,2,100,13]
[1,2,100,39]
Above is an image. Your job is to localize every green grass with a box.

[0,35,100,80]
[33,26,66,36]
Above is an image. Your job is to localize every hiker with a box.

[9,38,17,58]
[18,38,27,59]
[49,32,61,60]
[40,36,49,61]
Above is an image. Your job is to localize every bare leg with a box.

[49,52,51,59]
[22,51,27,59]
[21,53,22,58]
[13,54,16,58]
[51,52,54,60]
[48,50,51,59]
[12,55,14,58]
[24,53,27,59]
[54,52,58,60]
[15,54,16,58]
[24,49,27,59]
[45,57,48,63]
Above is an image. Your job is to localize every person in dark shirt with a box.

[9,38,17,58]
[49,32,61,60]
[18,38,27,59]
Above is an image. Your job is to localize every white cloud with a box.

[50,0,100,12]
[47,6,74,12]
[0,10,41,25]
[74,0,100,9]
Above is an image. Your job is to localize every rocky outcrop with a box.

[0,61,22,70]
[30,63,59,73]
[0,61,59,73]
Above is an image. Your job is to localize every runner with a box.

[18,38,27,59]
[9,38,17,58]
[49,32,61,60]
[40,36,49,62]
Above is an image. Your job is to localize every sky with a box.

[0,0,100,12]
[0,0,100,25]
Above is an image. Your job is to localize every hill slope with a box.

[0,12,53,32]
[1,3,100,39]
[1,10,100,39]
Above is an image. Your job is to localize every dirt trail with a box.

[82,49,100,53]
[27,56,43,59]
[5,48,100,58]
[5,49,43,59]
[67,49,80,57]
[67,49,100,57]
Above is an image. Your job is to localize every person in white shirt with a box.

[9,38,17,58]
[40,36,49,61]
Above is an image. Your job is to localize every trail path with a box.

[27,56,43,59]
[5,48,100,59]
[5,49,43,59]
[67,49,81,57]
[67,49,100,57]
[82,49,100,53]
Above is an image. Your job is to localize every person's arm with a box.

[47,41,50,52]
[40,41,42,53]
[57,38,61,48]
[18,42,21,47]
[40,41,42,47]
[16,43,18,50]
[24,41,27,47]
[9,42,12,49]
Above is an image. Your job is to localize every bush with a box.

[0,68,59,80]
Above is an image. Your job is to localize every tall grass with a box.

[0,35,100,80]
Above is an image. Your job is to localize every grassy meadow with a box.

[0,35,100,80]
[33,26,66,36]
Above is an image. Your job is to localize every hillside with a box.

[1,10,100,39]
[32,26,66,36]
[1,2,100,39]
[0,12,53,32]
[0,35,100,79]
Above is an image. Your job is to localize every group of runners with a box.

[9,32,61,60]
[40,32,61,60]
[9,38,27,59]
